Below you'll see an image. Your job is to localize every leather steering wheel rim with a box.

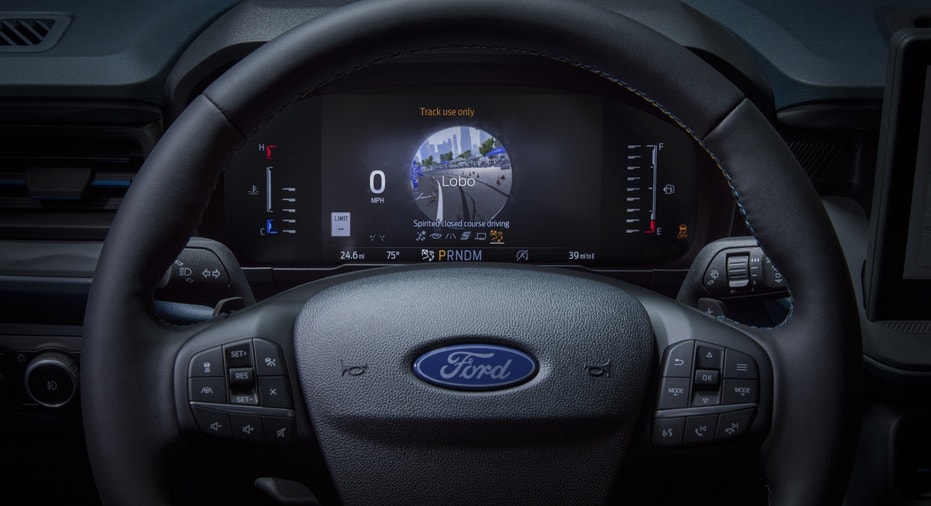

[82,0,862,504]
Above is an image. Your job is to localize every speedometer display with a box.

[223,87,700,267]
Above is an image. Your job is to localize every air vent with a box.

[782,128,876,212]
[0,127,150,240]
[787,138,843,182]
[0,14,70,53]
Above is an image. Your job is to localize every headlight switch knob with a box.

[24,351,79,408]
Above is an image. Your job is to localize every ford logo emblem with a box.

[413,344,537,390]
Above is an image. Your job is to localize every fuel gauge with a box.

[625,143,664,235]
[600,132,698,264]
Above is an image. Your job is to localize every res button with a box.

[228,368,255,388]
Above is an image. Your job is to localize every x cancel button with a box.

[258,376,293,409]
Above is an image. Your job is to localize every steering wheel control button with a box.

[258,376,293,409]
[703,252,729,296]
[230,413,265,445]
[661,341,693,378]
[186,339,300,446]
[652,417,686,448]
[747,249,765,288]
[693,369,719,388]
[192,406,232,440]
[228,367,255,388]
[726,254,751,288]
[695,344,723,370]
[189,378,226,403]
[722,379,759,404]
[189,347,223,377]
[253,339,287,376]
[691,389,720,407]
[185,339,300,446]
[263,416,297,448]
[229,391,259,405]
[762,255,786,290]
[715,409,756,441]
[224,341,253,368]
[657,377,691,409]
[24,351,79,408]
[724,349,759,379]
[683,415,718,445]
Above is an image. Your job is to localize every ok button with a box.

[229,368,255,388]
[694,369,720,388]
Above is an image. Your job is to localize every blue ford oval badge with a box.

[413,344,537,390]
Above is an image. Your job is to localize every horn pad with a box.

[294,265,653,504]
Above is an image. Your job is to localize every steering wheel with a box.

[82,0,861,504]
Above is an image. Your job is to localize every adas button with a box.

[413,344,537,390]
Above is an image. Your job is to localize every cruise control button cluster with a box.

[186,338,296,447]
[653,340,761,448]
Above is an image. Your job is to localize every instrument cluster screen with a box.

[224,87,699,267]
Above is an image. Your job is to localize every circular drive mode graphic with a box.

[410,126,512,222]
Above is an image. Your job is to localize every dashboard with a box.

[1,0,931,505]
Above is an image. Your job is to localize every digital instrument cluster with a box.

[223,87,700,267]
